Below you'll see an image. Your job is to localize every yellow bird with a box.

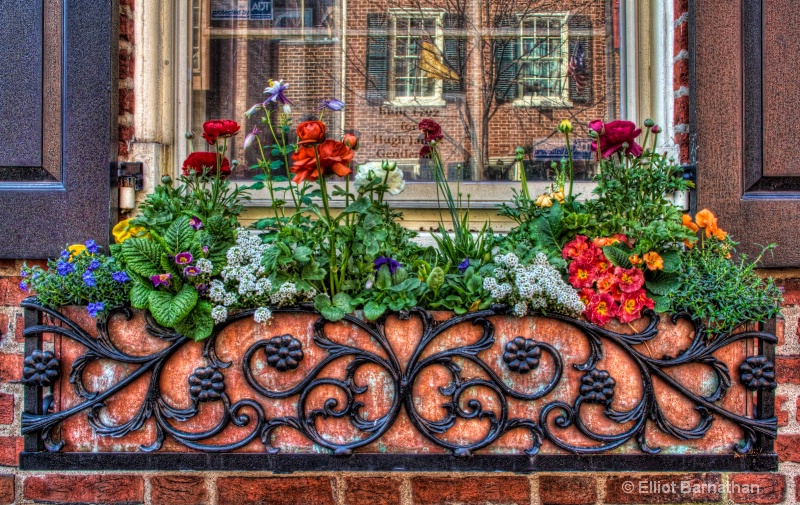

[420,41,460,81]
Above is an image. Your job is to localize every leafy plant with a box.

[355,264,428,320]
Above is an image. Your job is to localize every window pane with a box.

[193,0,621,184]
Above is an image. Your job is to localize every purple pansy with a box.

[87,302,105,318]
[190,216,204,230]
[183,265,200,277]
[85,240,99,254]
[458,258,471,273]
[82,271,96,287]
[318,98,345,111]
[151,273,172,288]
[112,271,130,283]
[263,79,293,106]
[56,260,74,277]
[374,256,401,274]
[175,252,193,265]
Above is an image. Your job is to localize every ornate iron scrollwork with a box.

[20,298,778,460]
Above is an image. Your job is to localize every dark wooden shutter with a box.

[494,15,519,102]
[567,15,592,104]
[695,0,800,267]
[442,13,466,102]
[366,13,389,106]
[0,0,117,258]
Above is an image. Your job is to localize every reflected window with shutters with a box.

[187,0,621,195]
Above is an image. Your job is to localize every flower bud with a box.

[515,146,525,161]
[382,160,397,171]
[161,175,173,185]
[558,119,573,134]
[343,133,359,151]
[644,118,655,128]
[185,131,195,140]
[651,125,662,134]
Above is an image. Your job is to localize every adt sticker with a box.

[250,0,273,20]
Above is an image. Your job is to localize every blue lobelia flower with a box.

[112,271,130,283]
[87,302,105,318]
[82,271,96,287]
[56,260,74,277]
[85,239,99,254]
[87,259,101,271]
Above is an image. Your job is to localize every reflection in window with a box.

[189,0,620,185]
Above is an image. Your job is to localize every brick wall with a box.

[673,0,690,164]
[0,1,797,504]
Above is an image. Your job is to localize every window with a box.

[517,14,570,106]
[169,0,672,209]
[388,10,444,105]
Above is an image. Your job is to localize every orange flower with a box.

[712,227,728,241]
[628,254,642,266]
[683,239,694,250]
[296,120,327,145]
[682,214,699,233]
[642,251,664,271]
[291,140,353,184]
[695,209,717,230]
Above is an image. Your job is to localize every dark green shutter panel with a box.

[442,13,466,102]
[494,15,519,101]
[567,15,592,104]
[366,13,389,106]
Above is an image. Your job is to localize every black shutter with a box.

[442,13,466,102]
[366,13,389,106]
[494,15,519,102]
[567,15,593,104]
[0,1,116,258]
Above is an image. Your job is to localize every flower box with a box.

[19,299,778,472]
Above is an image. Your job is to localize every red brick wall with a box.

[118,0,135,160]
[673,0,690,164]
[0,2,797,504]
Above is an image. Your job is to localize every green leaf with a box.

[363,301,387,321]
[314,294,342,321]
[342,197,371,215]
[147,284,198,327]
[130,281,151,309]
[252,173,267,181]
[301,258,326,281]
[293,246,312,263]
[651,294,671,313]
[121,238,165,278]
[248,182,265,190]
[269,160,284,170]
[376,264,392,290]
[175,301,215,341]
[533,205,563,253]
[333,292,354,312]
[646,273,682,296]
[164,216,194,254]
[603,245,634,269]
[660,250,681,273]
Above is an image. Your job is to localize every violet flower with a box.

[87,302,105,318]
[263,80,293,106]
[318,98,345,111]
[151,273,172,288]
[184,265,200,277]
[112,271,130,283]
[175,252,193,265]
[374,256,401,274]
[458,258,471,273]
[243,126,261,150]
[190,216,204,230]
[85,240,99,254]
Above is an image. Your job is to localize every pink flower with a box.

[585,292,619,326]
[590,120,643,158]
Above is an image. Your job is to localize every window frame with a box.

[166,0,677,210]
[386,8,447,107]
[512,12,573,108]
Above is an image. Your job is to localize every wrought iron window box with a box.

[19,298,778,472]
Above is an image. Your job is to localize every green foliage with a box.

[670,242,782,335]
[354,265,428,320]
[21,245,131,315]
[425,266,492,315]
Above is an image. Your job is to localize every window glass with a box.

[192,0,621,185]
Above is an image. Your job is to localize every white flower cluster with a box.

[205,229,312,324]
[484,253,584,317]
[353,161,406,195]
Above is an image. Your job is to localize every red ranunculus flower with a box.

[296,120,327,145]
[343,132,359,151]
[202,119,240,145]
[419,119,444,142]
[585,292,619,326]
[590,120,643,158]
[419,145,432,158]
[291,139,353,183]
[182,151,231,178]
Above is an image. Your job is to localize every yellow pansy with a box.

[112,219,147,244]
